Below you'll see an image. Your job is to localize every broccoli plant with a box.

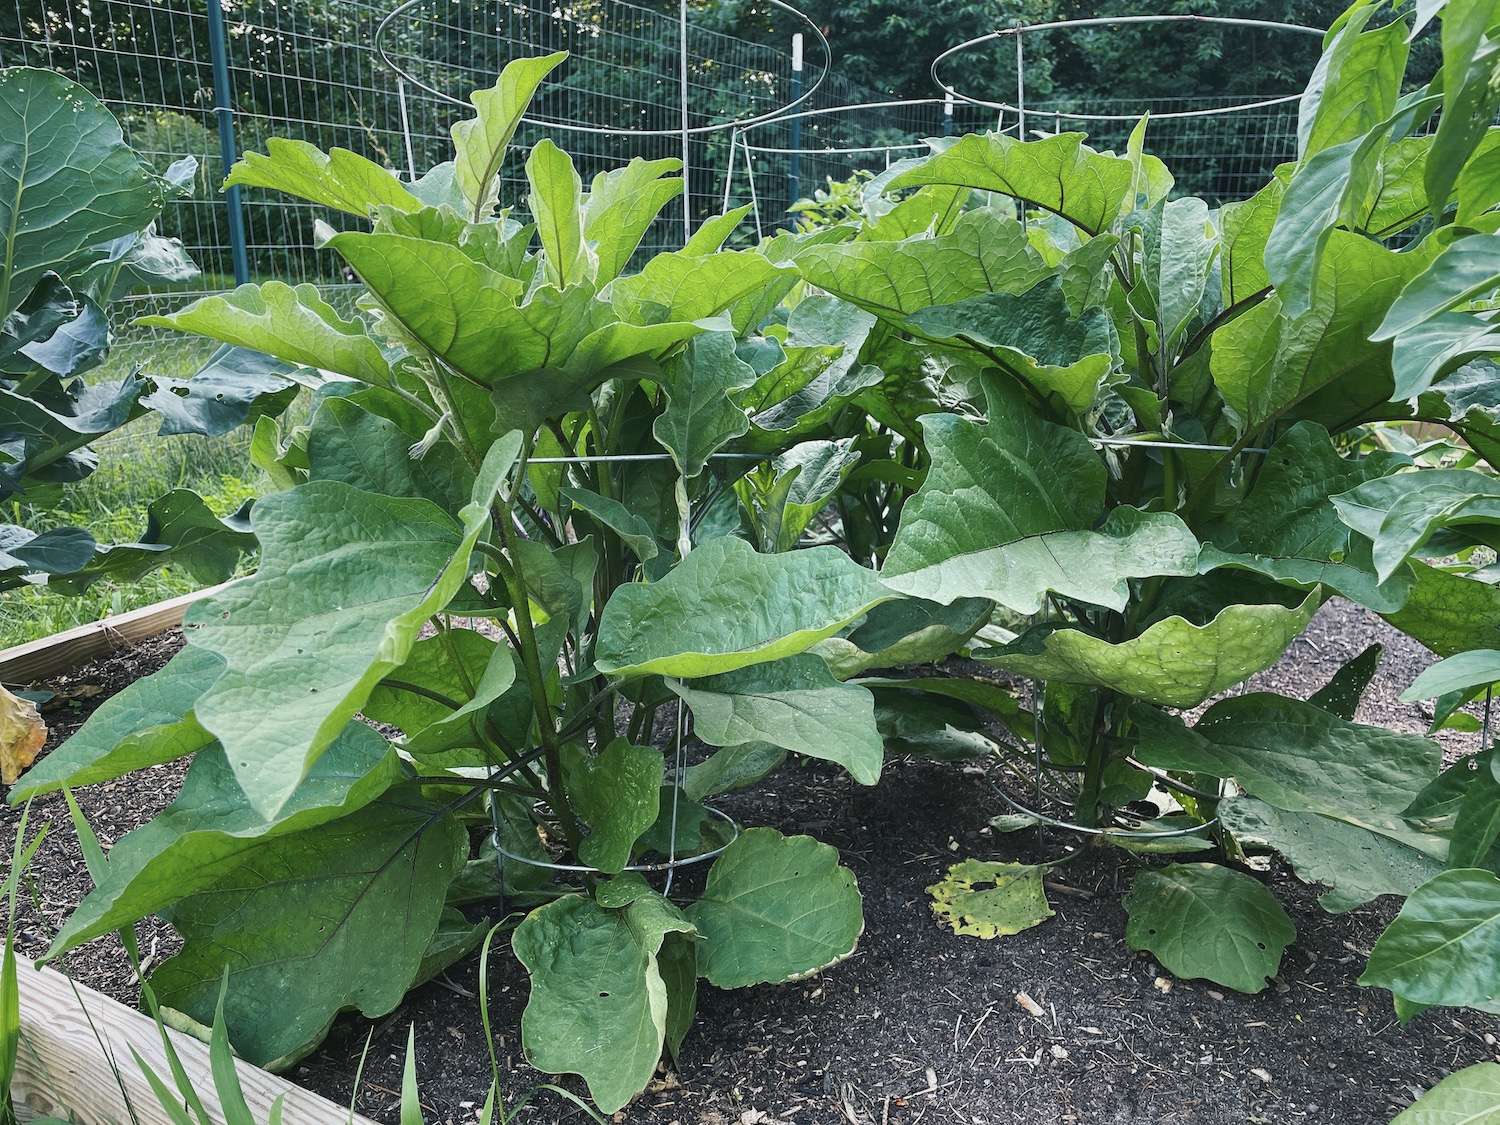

[0,68,298,599]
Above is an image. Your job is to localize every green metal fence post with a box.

[205,0,250,284]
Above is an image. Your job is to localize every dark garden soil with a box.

[5,600,1499,1125]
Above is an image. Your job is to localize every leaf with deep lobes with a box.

[136,282,394,388]
[224,138,422,217]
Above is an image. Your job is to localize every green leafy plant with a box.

[0,67,297,599]
[4,51,943,1115]
[771,0,1500,1016]
[11,0,1500,1109]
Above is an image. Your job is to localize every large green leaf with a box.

[306,396,472,511]
[594,536,893,678]
[881,380,1197,614]
[1269,85,1434,319]
[562,740,664,874]
[886,132,1169,236]
[979,591,1318,710]
[1375,233,1500,343]
[1297,7,1409,160]
[1123,863,1295,993]
[223,139,421,217]
[1385,561,1500,657]
[609,248,795,326]
[1142,196,1218,352]
[149,787,466,1066]
[653,331,757,477]
[1385,286,1500,399]
[43,489,254,595]
[136,282,393,387]
[0,68,163,318]
[323,231,540,385]
[141,346,299,439]
[1403,649,1500,702]
[791,210,1048,320]
[1426,9,1500,220]
[1198,422,1411,611]
[1211,231,1420,432]
[1332,468,1500,583]
[584,158,683,285]
[513,890,696,1114]
[685,828,862,988]
[905,278,1118,415]
[670,654,882,784]
[183,433,520,817]
[1222,796,1444,913]
[1135,693,1442,854]
[1391,1062,1500,1124]
[51,723,402,953]
[0,524,93,585]
[449,51,567,221]
[1219,176,1284,307]
[8,645,221,801]
[526,139,593,289]
[1360,868,1500,1007]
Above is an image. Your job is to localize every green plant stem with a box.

[1075,695,1111,828]
[494,433,585,854]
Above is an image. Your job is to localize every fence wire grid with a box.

[2,0,1304,383]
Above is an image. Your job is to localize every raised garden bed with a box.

[7,598,1496,1124]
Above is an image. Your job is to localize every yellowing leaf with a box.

[928,859,1053,939]
[0,685,44,785]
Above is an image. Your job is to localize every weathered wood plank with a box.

[11,954,377,1125]
[0,581,235,686]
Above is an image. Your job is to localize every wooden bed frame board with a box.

[11,954,379,1125]
[0,580,233,685]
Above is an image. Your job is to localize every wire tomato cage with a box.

[372,0,833,244]
[474,426,1276,888]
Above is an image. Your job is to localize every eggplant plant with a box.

[12,0,1500,1109]
[777,0,1500,1008]
[3,52,990,1113]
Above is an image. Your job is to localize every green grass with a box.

[1,423,267,650]
[1,325,307,652]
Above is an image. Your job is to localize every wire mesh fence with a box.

[2,0,1305,378]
